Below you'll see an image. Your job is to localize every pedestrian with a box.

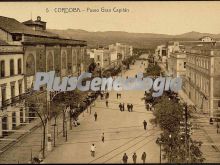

[101,92,104,100]
[143,120,147,130]
[119,103,122,112]
[146,103,149,111]
[106,92,109,99]
[122,153,128,164]
[132,152,137,164]
[131,104,133,112]
[149,103,152,111]
[90,144,96,157]
[141,152,146,163]
[106,100,108,107]
[117,93,119,99]
[94,112,97,121]
[127,104,130,112]
[122,103,125,111]
[101,133,105,143]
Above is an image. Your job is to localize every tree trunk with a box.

[63,110,65,137]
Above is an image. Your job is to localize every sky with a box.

[0,1,220,35]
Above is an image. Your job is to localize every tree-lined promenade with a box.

[143,56,205,163]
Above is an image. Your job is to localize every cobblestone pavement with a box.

[43,55,162,163]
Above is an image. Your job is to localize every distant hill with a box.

[48,29,220,49]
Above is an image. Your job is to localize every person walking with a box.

[106,92,109,99]
[119,103,122,112]
[132,152,137,164]
[141,152,146,163]
[131,104,133,112]
[117,93,119,99]
[122,103,125,111]
[127,104,130,112]
[106,100,109,107]
[122,153,128,164]
[94,112,97,121]
[90,144,96,157]
[143,120,147,130]
[101,133,105,143]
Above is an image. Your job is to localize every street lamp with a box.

[169,134,172,163]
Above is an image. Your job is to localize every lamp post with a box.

[65,118,68,142]
[169,134,172,163]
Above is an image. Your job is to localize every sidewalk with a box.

[0,118,41,153]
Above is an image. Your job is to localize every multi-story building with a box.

[109,43,133,60]
[155,45,167,63]
[169,52,186,78]
[0,15,87,137]
[184,43,220,118]
[94,49,111,68]
[0,43,25,137]
[167,42,186,77]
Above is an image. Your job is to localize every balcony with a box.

[0,93,27,110]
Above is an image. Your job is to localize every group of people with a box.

[122,152,147,164]
[100,91,110,100]
[145,103,154,111]
[119,103,134,112]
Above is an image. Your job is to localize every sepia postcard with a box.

[0,1,220,164]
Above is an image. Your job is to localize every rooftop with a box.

[0,16,57,38]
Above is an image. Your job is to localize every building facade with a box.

[184,44,220,118]
[109,43,133,60]
[169,52,186,78]
[0,44,25,137]
[93,49,111,68]
[0,16,87,137]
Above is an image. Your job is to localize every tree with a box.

[150,95,205,163]
[26,91,49,159]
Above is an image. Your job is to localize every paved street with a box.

[43,55,162,163]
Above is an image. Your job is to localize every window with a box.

[12,34,22,41]
[0,60,5,78]
[1,87,6,106]
[18,82,22,95]
[97,55,100,61]
[11,84,15,103]
[10,59,14,76]
[18,59,22,74]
